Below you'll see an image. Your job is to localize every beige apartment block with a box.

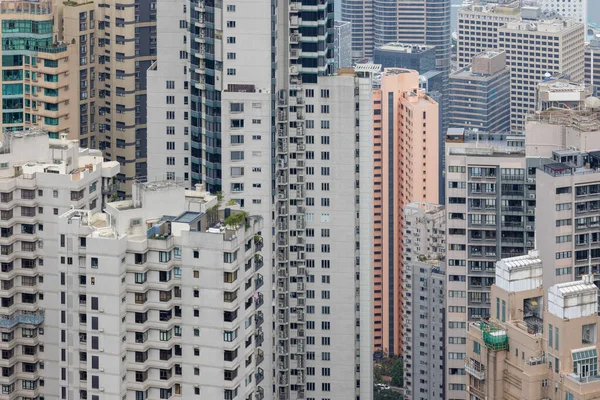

[372,68,439,356]
[466,251,600,400]
[57,0,157,198]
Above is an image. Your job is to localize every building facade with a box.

[57,0,157,197]
[372,68,439,356]
[444,130,538,399]
[584,39,600,96]
[498,18,584,132]
[450,51,511,133]
[0,129,118,400]
[402,202,446,400]
[466,252,600,400]
[334,21,352,71]
[0,0,79,138]
[147,0,376,397]
[57,182,267,400]
[456,1,520,69]
[373,43,437,73]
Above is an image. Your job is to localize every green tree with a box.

[390,358,403,387]
[374,365,383,383]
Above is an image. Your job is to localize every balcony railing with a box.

[0,310,44,328]
[465,359,485,380]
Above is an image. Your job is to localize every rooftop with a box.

[528,108,600,132]
[447,128,525,155]
[375,43,435,54]
[503,18,582,33]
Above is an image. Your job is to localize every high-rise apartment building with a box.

[56,0,156,197]
[147,0,190,183]
[449,50,511,133]
[0,128,118,400]
[498,18,584,132]
[466,252,600,400]
[148,0,376,397]
[271,66,375,400]
[456,1,520,69]
[401,202,446,400]
[372,68,439,356]
[0,0,79,137]
[444,129,540,399]
[57,181,268,400]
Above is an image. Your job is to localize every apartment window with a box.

[230,119,244,128]
[166,111,175,120]
[227,68,236,76]
[226,5,236,11]
[231,151,244,160]
[166,96,175,104]
[549,324,553,347]
[321,105,330,113]
[226,21,236,28]
[166,81,175,89]
[321,291,330,299]
[166,142,175,150]
[320,121,330,129]
[227,52,236,59]
[306,89,314,97]
[305,105,314,113]
[166,157,175,166]
[320,89,330,98]
[226,37,236,44]
[166,126,175,135]
[231,135,244,144]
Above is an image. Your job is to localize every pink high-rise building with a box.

[372,68,439,355]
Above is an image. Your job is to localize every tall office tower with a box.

[374,43,436,72]
[584,39,600,96]
[56,0,157,198]
[537,0,588,27]
[449,51,511,133]
[535,77,592,111]
[401,202,446,400]
[334,21,353,71]
[444,130,539,400]
[457,1,521,69]
[498,18,584,133]
[341,0,373,60]
[0,129,118,400]
[146,0,192,183]
[396,0,451,203]
[372,68,439,356]
[466,252,600,400]
[0,0,80,137]
[57,182,267,400]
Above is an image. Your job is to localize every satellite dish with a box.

[585,97,600,110]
